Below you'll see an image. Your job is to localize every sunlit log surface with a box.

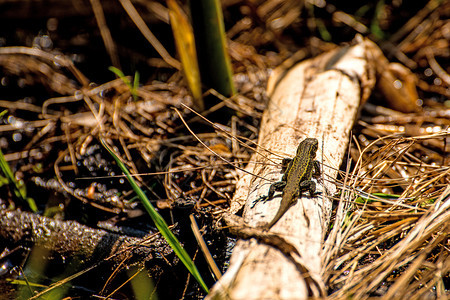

[0,209,175,268]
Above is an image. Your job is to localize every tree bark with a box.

[0,209,174,268]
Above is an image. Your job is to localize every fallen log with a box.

[208,37,418,299]
[0,209,174,268]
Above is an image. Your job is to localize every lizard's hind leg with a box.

[299,180,316,197]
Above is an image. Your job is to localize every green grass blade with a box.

[132,71,140,101]
[109,67,140,101]
[355,192,400,203]
[189,0,236,98]
[109,66,130,87]
[0,147,37,212]
[100,138,209,293]
[371,0,386,39]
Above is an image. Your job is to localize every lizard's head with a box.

[298,138,318,156]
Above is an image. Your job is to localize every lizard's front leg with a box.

[281,158,292,174]
[298,179,316,197]
[252,156,293,207]
[251,180,286,207]
[313,160,321,177]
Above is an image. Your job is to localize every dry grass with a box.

[323,129,449,298]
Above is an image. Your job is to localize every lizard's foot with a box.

[297,190,322,199]
[251,181,284,208]
[251,195,269,208]
[310,190,322,197]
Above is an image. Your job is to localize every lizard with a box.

[253,138,321,230]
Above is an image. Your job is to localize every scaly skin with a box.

[257,138,320,230]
